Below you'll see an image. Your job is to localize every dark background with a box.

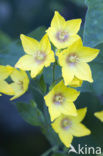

[0,0,87,156]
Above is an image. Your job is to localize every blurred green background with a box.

[1,0,103,156]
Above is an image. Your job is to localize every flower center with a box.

[61,118,72,130]
[66,53,79,66]
[56,31,68,42]
[34,51,46,63]
[17,80,23,90]
[53,93,64,105]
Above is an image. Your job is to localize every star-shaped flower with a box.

[0,65,14,96]
[57,38,100,85]
[44,81,80,121]
[10,68,29,101]
[15,34,55,78]
[0,65,29,100]
[46,11,82,49]
[52,108,91,147]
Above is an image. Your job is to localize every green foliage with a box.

[16,100,45,126]
[39,75,47,94]
[69,0,86,7]
[74,93,103,151]
[83,0,103,47]
[79,0,103,95]
[0,31,12,51]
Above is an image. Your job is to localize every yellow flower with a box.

[69,77,83,88]
[44,81,80,121]
[0,65,14,96]
[52,108,91,147]
[15,34,55,78]
[0,65,29,100]
[46,11,82,49]
[10,68,29,101]
[94,111,103,122]
[57,38,100,85]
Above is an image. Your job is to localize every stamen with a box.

[34,51,46,64]
[18,80,23,90]
[66,53,79,66]
[61,118,72,130]
[56,31,68,42]
[53,93,64,105]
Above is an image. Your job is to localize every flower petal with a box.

[94,111,103,122]
[70,123,91,137]
[15,55,35,71]
[78,47,100,62]
[0,80,14,95]
[70,108,87,123]
[0,65,13,80]
[69,77,83,87]
[10,83,24,101]
[48,105,62,121]
[74,62,93,82]
[59,132,73,147]
[44,50,55,67]
[10,69,27,82]
[62,66,74,85]
[62,102,77,117]
[50,11,65,29]
[31,64,43,78]
[20,34,39,55]
[40,34,51,52]
[64,19,82,35]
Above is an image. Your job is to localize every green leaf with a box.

[0,31,12,51]
[51,152,68,156]
[39,75,47,94]
[16,100,44,126]
[0,26,46,66]
[74,93,103,149]
[29,78,45,111]
[83,0,103,47]
[43,65,62,86]
[69,0,86,7]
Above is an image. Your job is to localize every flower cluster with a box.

[0,11,101,147]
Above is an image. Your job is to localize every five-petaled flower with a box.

[46,11,82,49]
[52,108,91,147]
[94,111,103,122]
[15,34,55,78]
[44,81,80,121]
[0,65,29,100]
[9,68,29,100]
[0,65,14,96]
[57,38,100,85]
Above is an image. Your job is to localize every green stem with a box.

[41,145,58,156]
[53,63,56,82]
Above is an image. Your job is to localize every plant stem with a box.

[41,145,58,156]
[53,63,56,82]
